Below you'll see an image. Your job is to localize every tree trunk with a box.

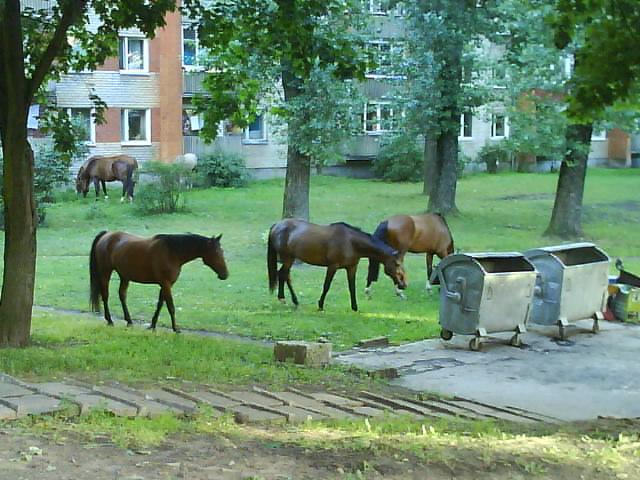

[282,144,311,220]
[422,133,437,195]
[281,63,311,220]
[545,123,593,238]
[0,133,37,348]
[428,130,459,214]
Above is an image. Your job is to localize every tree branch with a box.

[26,0,87,104]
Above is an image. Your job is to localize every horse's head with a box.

[75,167,89,197]
[383,251,407,290]
[203,234,229,280]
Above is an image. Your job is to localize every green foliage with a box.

[478,142,511,174]
[135,162,191,214]
[196,150,249,188]
[372,135,423,182]
[193,0,369,165]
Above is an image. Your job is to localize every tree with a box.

[545,0,640,237]
[0,0,176,347]
[193,0,367,220]
[400,0,495,214]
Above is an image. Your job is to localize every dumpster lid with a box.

[524,243,609,266]
[436,252,536,275]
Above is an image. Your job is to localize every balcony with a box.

[183,71,208,97]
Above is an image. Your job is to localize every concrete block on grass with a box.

[274,341,332,367]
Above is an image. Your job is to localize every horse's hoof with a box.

[364,287,372,299]
[147,325,156,331]
[106,322,114,327]
[173,329,181,334]
[351,306,358,312]
[120,197,125,203]
[278,298,286,304]
[126,322,133,328]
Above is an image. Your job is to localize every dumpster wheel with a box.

[469,337,482,351]
[558,323,566,340]
[440,329,453,341]
[509,334,522,348]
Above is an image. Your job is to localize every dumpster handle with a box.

[443,277,466,305]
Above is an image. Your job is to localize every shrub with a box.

[372,135,423,182]
[478,142,511,174]
[135,161,191,214]
[196,150,249,188]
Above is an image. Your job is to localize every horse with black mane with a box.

[366,213,454,298]
[89,231,228,333]
[76,154,138,201]
[267,219,406,311]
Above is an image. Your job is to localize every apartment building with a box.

[41,1,634,175]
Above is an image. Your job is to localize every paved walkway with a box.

[336,320,640,421]
[0,373,557,425]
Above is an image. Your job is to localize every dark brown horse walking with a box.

[89,231,228,332]
[267,219,406,311]
[76,154,138,201]
[366,213,454,297]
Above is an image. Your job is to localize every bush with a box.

[196,150,249,188]
[135,162,191,214]
[478,142,511,174]
[0,144,69,228]
[372,135,423,182]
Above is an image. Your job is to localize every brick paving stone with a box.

[31,382,90,397]
[4,394,63,417]
[230,405,286,424]
[0,382,35,398]
[310,392,363,408]
[0,404,16,420]
[178,390,241,410]
[359,392,460,419]
[351,406,389,417]
[419,399,489,420]
[226,391,283,408]
[445,400,538,424]
[73,393,138,417]
[142,389,199,413]
[271,405,328,422]
[92,386,181,417]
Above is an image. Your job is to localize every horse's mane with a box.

[155,233,210,253]
[331,221,396,256]
[82,155,103,174]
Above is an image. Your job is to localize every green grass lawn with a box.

[1,168,639,385]
[19,168,640,351]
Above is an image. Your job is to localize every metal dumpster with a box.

[524,243,609,339]
[431,253,537,351]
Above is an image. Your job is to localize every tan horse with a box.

[366,213,454,298]
[89,231,228,332]
[76,154,138,201]
[267,219,406,311]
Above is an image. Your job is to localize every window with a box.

[459,112,473,139]
[369,0,387,15]
[119,36,148,73]
[364,102,397,134]
[121,109,151,144]
[491,114,508,138]
[68,108,95,144]
[182,23,201,69]
[591,129,606,140]
[366,40,403,77]
[243,114,267,142]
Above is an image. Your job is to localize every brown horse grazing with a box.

[267,219,406,312]
[76,154,138,201]
[89,231,228,332]
[366,213,454,298]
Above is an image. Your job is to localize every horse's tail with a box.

[125,162,136,198]
[435,213,455,255]
[267,224,278,292]
[367,221,388,286]
[89,231,108,312]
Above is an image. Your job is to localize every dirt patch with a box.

[583,201,640,223]
[0,424,634,480]
[495,193,553,201]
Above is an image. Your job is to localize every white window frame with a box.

[491,114,509,139]
[119,36,149,74]
[591,129,607,141]
[67,107,96,145]
[182,23,203,71]
[243,113,268,144]
[459,112,473,139]
[364,102,397,135]
[369,0,387,15]
[121,108,151,145]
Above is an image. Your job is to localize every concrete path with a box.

[0,373,555,425]
[335,320,640,421]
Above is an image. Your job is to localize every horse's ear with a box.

[214,234,222,242]
[391,249,399,258]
